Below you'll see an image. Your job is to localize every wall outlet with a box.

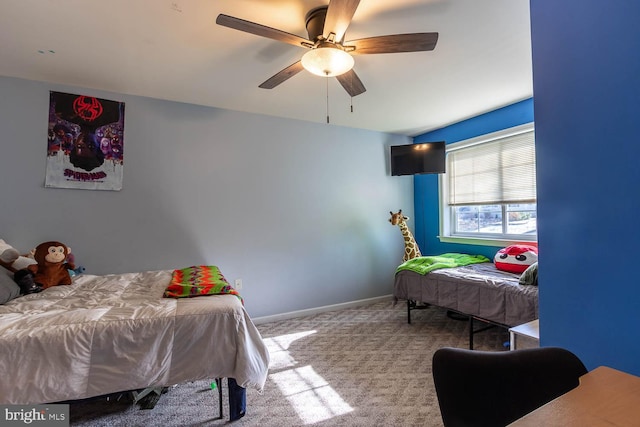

[234,279,243,289]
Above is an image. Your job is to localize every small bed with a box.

[393,257,538,349]
[0,268,270,420]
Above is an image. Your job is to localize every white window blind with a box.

[447,129,536,206]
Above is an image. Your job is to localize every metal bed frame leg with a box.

[406,300,432,324]
[212,378,245,421]
[468,316,503,350]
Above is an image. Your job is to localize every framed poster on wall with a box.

[45,91,125,191]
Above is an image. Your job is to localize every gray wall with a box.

[0,76,413,318]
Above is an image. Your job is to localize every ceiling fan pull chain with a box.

[350,71,354,113]
[326,72,330,124]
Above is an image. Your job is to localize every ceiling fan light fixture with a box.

[301,46,354,77]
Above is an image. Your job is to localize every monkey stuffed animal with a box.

[27,241,75,289]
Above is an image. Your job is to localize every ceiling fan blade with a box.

[336,69,366,97]
[323,0,360,42]
[216,14,311,48]
[346,33,439,55]
[259,61,305,89]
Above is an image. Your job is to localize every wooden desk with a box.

[509,366,640,426]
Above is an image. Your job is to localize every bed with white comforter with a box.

[0,270,270,405]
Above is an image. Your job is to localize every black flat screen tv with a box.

[390,141,446,176]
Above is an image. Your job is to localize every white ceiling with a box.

[0,0,533,136]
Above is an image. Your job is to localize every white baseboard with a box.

[252,294,394,325]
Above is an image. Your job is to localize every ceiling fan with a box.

[216,0,438,97]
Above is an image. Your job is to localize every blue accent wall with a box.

[413,0,640,375]
[412,98,534,260]
[530,1,640,374]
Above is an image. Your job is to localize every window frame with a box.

[438,123,537,248]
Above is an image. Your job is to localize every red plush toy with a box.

[27,241,75,289]
[494,244,538,274]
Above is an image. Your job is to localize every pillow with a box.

[0,238,20,265]
[0,239,36,272]
[494,244,538,274]
[0,266,20,304]
[12,256,37,271]
[519,262,538,286]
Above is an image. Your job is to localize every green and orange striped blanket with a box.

[163,265,243,303]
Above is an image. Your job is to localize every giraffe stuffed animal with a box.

[389,210,422,262]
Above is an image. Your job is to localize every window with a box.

[439,123,537,246]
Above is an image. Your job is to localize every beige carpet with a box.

[69,300,508,426]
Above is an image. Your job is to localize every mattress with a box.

[0,270,270,404]
[394,262,538,326]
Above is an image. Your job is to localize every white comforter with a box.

[0,270,270,404]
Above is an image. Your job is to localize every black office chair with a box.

[432,346,587,427]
